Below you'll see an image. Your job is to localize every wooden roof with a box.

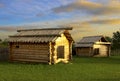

[9,27,73,43]
[79,35,107,43]
[17,27,72,32]
[75,35,111,47]
[75,43,93,47]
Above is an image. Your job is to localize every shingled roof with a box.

[9,27,73,43]
[79,35,107,43]
[75,36,110,47]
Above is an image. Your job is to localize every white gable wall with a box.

[93,44,108,57]
[54,34,70,64]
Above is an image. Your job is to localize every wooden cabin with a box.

[9,27,73,64]
[75,36,111,57]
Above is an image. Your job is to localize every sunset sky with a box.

[0,0,120,41]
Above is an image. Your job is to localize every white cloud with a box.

[53,0,102,13]
[52,0,120,16]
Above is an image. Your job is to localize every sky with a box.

[0,0,120,41]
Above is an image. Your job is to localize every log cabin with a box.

[75,36,111,57]
[9,27,73,64]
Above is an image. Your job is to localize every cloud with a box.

[104,1,120,15]
[0,3,4,8]
[81,19,120,25]
[0,26,19,31]
[36,13,44,17]
[0,26,37,32]
[62,21,95,41]
[52,0,120,16]
[6,0,74,16]
[3,0,48,17]
[53,0,102,13]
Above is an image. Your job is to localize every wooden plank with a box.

[12,54,49,58]
[12,56,49,60]
[12,44,49,49]
[13,52,49,55]
[12,59,48,63]
[12,46,49,49]
[13,51,49,54]
[13,49,49,53]
[12,57,49,60]
[12,53,49,56]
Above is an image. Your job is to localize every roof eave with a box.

[17,27,73,32]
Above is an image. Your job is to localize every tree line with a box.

[0,39,8,47]
[105,31,120,49]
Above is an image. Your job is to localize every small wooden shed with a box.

[9,27,73,64]
[75,36,111,57]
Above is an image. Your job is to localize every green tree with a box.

[112,31,120,49]
[105,36,112,42]
[0,38,8,47]
[0,39,2,42]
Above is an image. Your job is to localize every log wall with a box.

[10,43,49,63]
[76,47,92,56]
[93,44,110,57]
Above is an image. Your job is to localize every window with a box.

[57,46,64,58]
[94,48,99,55]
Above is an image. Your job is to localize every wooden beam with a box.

[9,34,61,37]
[17,27,73,32]
[49,42,52,65]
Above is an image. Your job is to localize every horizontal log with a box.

[12,53,49,56]
[12,56,49,60]
[12,44,49,46]
[12,53,49,57]
[12,52,49,55]
[12,50,49,52]
[12,43,48,45]
[12,46,49,49]
[12,47,49,49]
[13,51,49,55]
[12,59,49,63]
[12,53,49,58]
[12,49,49,53]
[12,48,49,50]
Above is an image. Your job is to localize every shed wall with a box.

[76,47,92,56]
[53,34,70,63]
[10,43,49,63]
[93,44,109,57]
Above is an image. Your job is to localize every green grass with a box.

[0,56,120,81]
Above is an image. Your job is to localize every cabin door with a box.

[57,46,64,59]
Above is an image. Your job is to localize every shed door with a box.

[57,46,64,58]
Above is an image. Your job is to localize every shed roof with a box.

[79,35,107,43]
[75,43,93,47]
[9,27,73,43]
[75,35,111,47]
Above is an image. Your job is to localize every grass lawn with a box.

[0,56,120,81]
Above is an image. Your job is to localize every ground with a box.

[0,56,120,81]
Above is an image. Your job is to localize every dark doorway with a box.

[94,48,99,55]
[57,46,64,58]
